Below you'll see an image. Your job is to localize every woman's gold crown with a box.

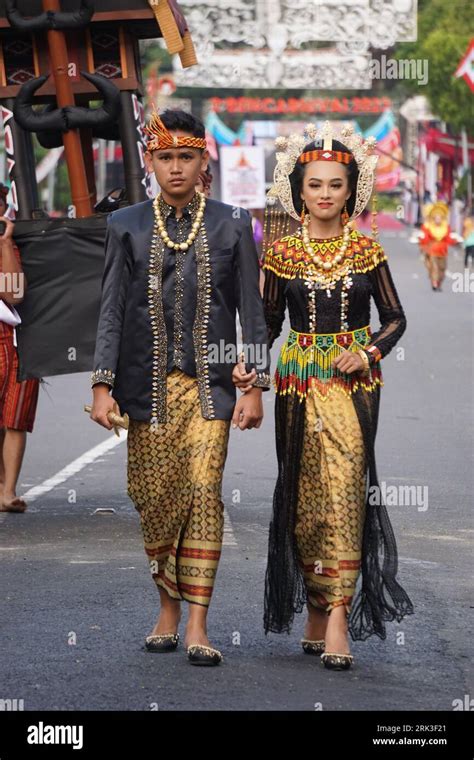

[273,121,377,175]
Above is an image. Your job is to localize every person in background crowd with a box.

[0,183,40,513]
[196,166,213,198]
[417,202,463,291]
[462,214,474,268]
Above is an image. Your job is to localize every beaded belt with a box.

[274,325,383,400]
[288,326,372,352]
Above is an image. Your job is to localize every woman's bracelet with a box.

[366,345,382,364]
[357,349,371,374]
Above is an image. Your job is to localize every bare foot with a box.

[324,604,351,655]
[1,496,27,513]
[303,602,328,641]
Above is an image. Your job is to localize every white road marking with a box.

[399,557,439,567]
[15,431,239,547]
[223,509,237,546]
[404,533,470,543]
[20,433,127,504]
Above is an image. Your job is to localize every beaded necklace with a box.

[300,222,354,332]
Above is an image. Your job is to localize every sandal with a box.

[187,644,223,666]
[321,652,354,671]
[145,633,179,652]
[301,639,325,656]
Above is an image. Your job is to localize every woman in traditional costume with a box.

[235,122,414,670]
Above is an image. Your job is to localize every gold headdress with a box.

[145,106,207,152]
[267,121,378,223]
[422,201,449,240]
[425,201,449,221]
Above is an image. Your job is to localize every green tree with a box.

[396,0,473,131]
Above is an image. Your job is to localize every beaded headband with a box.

[298,149,351,165]
[145,108,207,152]
[267,121,378,222]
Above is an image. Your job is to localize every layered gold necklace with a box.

[300,215,354,332]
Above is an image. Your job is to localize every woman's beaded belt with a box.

[274,325,383,400]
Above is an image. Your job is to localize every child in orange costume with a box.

[418,202,462,291]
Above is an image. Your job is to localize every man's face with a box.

[0,197,6,216]
[145,129,209,200]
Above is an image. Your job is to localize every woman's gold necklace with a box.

[154,190,206,251]
[302,212,351,272]
[301,213,353,332]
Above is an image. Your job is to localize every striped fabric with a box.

[0,321,39,432]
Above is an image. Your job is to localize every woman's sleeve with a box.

[365,256,407,365]
[262,262,287,350]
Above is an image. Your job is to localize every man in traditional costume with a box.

[90,109,270,666]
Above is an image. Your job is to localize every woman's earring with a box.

[341,200,350,226]
[300,199,306,225]
[371,193,379,240]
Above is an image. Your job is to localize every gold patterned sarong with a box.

[127,368,230,606]
[295,388,367,614]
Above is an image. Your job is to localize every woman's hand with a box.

[332,349,366,374]
[232,360,257,393]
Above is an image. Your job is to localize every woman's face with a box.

[300,160,351,223]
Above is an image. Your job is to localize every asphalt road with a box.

[0,230,472,711]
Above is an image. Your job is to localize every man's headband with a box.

[145,109,207,152]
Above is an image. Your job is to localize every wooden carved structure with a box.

[0,0,197,218]
[0,0,198,381]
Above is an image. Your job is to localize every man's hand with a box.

[232,359,257,393]
[332,349,366,374]
[90,385,117,430]
[231,387,263,430]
